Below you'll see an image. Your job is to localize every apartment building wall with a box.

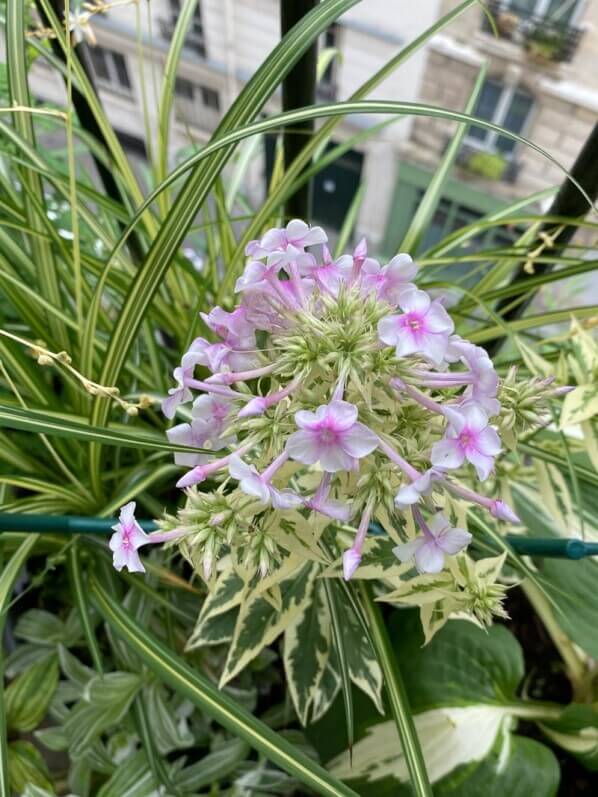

[406,0,597,202]
[19,0,441,249]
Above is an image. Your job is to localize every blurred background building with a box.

[20,0,598,256]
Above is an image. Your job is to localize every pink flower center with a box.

[213,404,229,420]
[121,528,132,549]
[401,312,426,334]
[319,428,338,445]
[458,429,476,450]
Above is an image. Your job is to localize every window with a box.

[318,24,339,100]
[175,77,194,101]
[508,0,582,24]
[174,79,221,130]
[200,86,220,110]
[466,79,533,156]
[168,0,206,57]
[175,78,220,110]
[89,46,131,93]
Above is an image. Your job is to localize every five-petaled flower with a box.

[431,403,501,481]
[393,513,472,573]
[286,401,379,472]
[378,288,454,365]
[109,501,150,573]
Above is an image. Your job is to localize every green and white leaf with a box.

[220,563,316,686]
[284,579,331,725]
[5,657,59,732]
[560,385,598,428]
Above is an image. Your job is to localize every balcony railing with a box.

[159,17,206,58]
[483,0,584,63]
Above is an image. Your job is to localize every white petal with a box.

[427,513,451,538]
[425,301,454,334]
[431,438,465,470]
[228,455,254,481]
[294,408,319,430]
[466,449,494,481]
[399,288,430,315]
[340,423,379,458]
[415,541,445,574]
[286,430,321,465]
[477,426,501,456]
[285,219,309,242]
[377,315,401,346]
[394,483,422,509]
[270,487,304,509]
[386,253,417,282]
[418,331,449,365]
[462,402,489,433]
[437,527,472,555]
[318,444,354,473]
[393,538,425,563]
[327,400,359,431]
[394,329,421,358]
[240,475,270,503]
[120,501,136,526]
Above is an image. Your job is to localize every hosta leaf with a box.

[220,563,316,687]
[391,613,523,710]
[326,612,558,795]
[513,491,598,658]
[333,727,559,797]
[540,705,598,771]
[560,385,598,428]
[5,657,59,732]
[284,580,331,725]
[331,708,510,786]
[7,741,53,795]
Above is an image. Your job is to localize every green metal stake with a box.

[1,514,597,560]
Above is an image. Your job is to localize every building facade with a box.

[10,0,598,256]
[390,0,598,254]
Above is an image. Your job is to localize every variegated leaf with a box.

[220,563,317,686]
[560,384,598,428]
[284,579,331,725]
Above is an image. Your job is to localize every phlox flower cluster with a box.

[110,219,550,591]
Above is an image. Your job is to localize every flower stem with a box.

[358,582,433,797]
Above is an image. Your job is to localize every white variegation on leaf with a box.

[331,706,512,784]
[560,384,598,428]
[284,581,331,724]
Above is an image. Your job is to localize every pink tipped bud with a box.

[555,385,575,396]
[353,237,367,265]
[176,466,207,489]
[490,499,520,524]
[343,548,362,581]
[238,397,267,418]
